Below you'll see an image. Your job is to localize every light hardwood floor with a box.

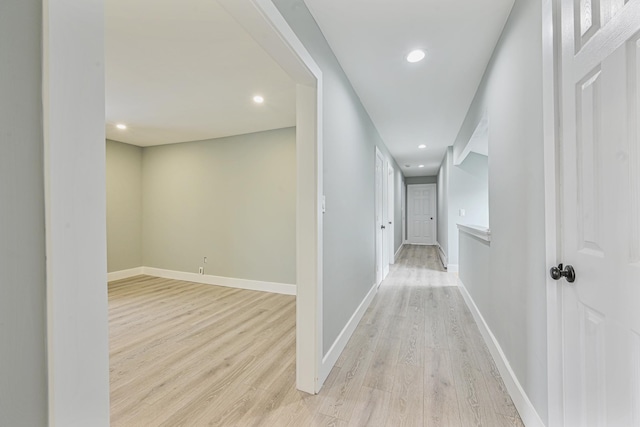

[109,245,523,426]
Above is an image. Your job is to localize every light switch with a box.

[459,209,466,217]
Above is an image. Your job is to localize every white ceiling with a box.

[304,0,514,176]
[106,0,513,175]
[105,0,296,147]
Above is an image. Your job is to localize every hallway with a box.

[108,245,522,426]
[312,245,523,426]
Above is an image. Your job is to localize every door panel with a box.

[407,184,435,245]
[375,150,384,286]
[559,1,640,425]
[387,164,395,265]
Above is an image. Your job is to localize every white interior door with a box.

[407,184,436,245]
[382,159,390,279]
[557,1,640,425]
[401,180,406,244]
[387,164,395,265]
[375,149,384,286]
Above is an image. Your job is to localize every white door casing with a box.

[401,179,406,244]
[553,1,640,425]
[407,184,436,245]
[387,164,395,264]
[382,158,390,279]
[375,148,384,286]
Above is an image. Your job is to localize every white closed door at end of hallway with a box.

[407,184,435,245]
[557,0,640,425]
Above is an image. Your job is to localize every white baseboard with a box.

[115,266,296,295]
[318,282,378,386]
[394,244,404,262]
[447,264,459,273]
[457,279,545,427]
[436,242,448,269]
[107,267,144,282]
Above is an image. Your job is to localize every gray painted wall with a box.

[452,0,547,421]
[273,0,403,354]
[459,231,490,308]
[0,1,47,425]
[406,176,437,185]
[142,128,296,284]
[437,148,489,266]
[453,153,489,231]
[107,140,143,272]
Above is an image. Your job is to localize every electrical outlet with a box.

[198,267,204,275]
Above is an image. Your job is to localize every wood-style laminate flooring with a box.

[109,245,523,426]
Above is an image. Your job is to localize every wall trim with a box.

[142,267,296,296]
[458,279,545,427]
[318,282,378,385]
[436,242,448,269]
[107,267,144,282]
[217,0,323,394]
[542,0,563,425]
[394,243,404,262]
[457,224,491,242]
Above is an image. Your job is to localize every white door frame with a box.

[375,147,385,286]
[542,0,569,422]
[230,0,324,396]
[401,179,406,245]
[541,0,567,425]
[387,163,395,264]
[381,157,390,278]
[44,1,324,424]
[407,183,437,245]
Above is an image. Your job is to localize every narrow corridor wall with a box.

[452,0,547,422]
[273,0,404,355]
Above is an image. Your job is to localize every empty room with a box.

[105,1,299,424]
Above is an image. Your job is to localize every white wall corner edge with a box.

[457,279,546,427]
[394,244,404,262]
[446,264,459,273]
[318,282,378,386]
[107,267,145,282]
[136,267,296,295]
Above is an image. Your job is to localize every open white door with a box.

[552,1,640,425]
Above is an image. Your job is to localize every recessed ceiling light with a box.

[418,144,426,149]
[253,95,264,104]
[116,123,127,130]
[406,49,426,63]
[404,164,411,168]
[419,164,425,168]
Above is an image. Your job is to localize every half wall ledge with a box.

[457,224,491,243]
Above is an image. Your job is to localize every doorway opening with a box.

[44,1,322,423]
